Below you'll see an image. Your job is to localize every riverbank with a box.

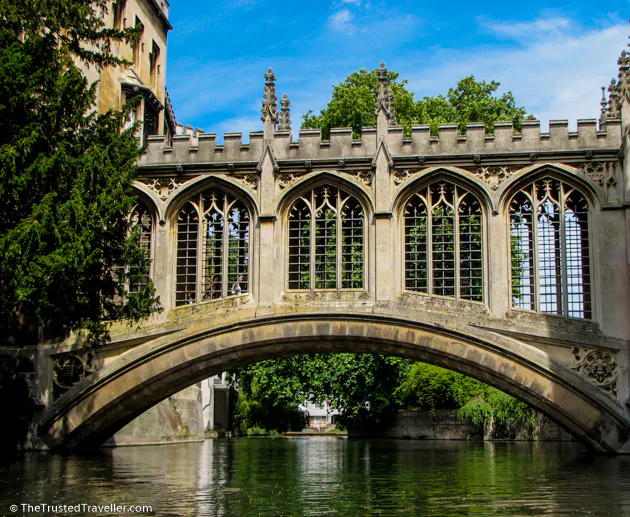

[349,409,575,442]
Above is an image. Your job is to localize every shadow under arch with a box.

[497,163,602,214]
[392,167,494,217]
[276,171,374,219]
[39,313,630,453]
[164,175,260,225]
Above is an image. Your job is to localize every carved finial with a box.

[600,86,608,125]
[375,61,397,126]
[278,93,291,131]
[607,78,621,119]
[261,67,278,124]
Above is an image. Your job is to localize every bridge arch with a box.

[39,313,630,452]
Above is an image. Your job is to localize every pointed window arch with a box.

[175,189,250,306]
[509,178,591,318]
[128,201,153,293]
[288,185,365,290]
[404,181,484,302]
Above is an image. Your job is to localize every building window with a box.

[149,41,160,89]
[143,102,159,143]
[112,0,126,30]
[404,181,483,302]
[288,185,364,290]
[132,16,144,67]
[509,178,591,318]
[176,189,250,307]
[129,202,153,293]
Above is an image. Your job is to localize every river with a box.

[2,438,630,516]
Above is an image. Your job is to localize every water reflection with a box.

[2,439,630,516]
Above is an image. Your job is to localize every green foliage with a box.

[445,76,532,134]
[246,426,279,437]
[231,353,411,431]
[232,390,307,435]
[397,363,535,430]
[457,398,494,430]
[396,363,485,412]
[302,67,533,137]
[301,68,418,138]
[233,356,536,434]
[0,1,159,345]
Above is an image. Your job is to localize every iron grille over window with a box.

[128,203,153,293]
[176,189,250,307]
[288,185,364,290]
[404,181,483,302]
[509,178,591,318]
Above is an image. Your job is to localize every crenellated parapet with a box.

[140,118,622,167]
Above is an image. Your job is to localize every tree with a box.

[231,353,412,431]
[302,68,419,138]
[0,1,160,346]
[302,66,533,137]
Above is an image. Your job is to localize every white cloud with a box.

[403,18,627,129]
[339,0,362,4]
[327,9,355,33]
[480,17,571,39]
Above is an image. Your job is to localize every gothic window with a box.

[128,202,153,293]
[288,185,364,290]
[175,189,250,307]
[404,181,483,302]
[509,178,591,318]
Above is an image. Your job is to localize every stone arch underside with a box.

[39,314,630,453]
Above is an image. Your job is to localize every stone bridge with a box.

[36,64,630,452]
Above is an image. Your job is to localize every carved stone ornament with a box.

[278,172,304,189]
[145,178,185,200]
[234,173,259,190]
[571,347,618,396]
[393,168,423,185]
[473,165,516,190]
[53,350,103,392]
[342,169,373,187]
[580,161,617,189]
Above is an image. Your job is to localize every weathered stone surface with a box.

[39,313,630,453]
[28,34,630,453]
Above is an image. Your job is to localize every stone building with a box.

[33,21,630,452]
[78,0,175,145]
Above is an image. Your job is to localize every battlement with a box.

[140,119,622,167]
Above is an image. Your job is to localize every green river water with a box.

[2,438,630,516]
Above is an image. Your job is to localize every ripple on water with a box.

[2,440,630,516]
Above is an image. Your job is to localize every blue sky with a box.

[165,0,628,139]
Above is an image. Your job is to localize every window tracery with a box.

[175,189,250,306]
[509,178,591,318]
[128,202,153,293]
[404,181,483,302]
[288,185,364,290]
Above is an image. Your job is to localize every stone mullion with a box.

[196,195,205,304]
[427,187,434,296]
[454,187,461,300]
[310,191,316,291]
[532,185,541,313]
[222,195,230,298]
[336,192,342,290]
[559,186,569,316]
